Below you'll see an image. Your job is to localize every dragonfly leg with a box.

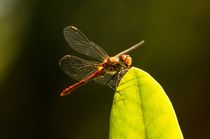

[106,72,119,90]
[108,84,116,90]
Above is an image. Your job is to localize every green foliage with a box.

[109,67,183,139]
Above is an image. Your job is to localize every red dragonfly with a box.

[59,26,144,96]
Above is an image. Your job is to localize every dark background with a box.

[0,0,210,138]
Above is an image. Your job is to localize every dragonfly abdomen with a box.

[60,68,105,96]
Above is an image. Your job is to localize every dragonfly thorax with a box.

[102,54,132,73]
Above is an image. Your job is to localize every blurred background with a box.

[0,0,209,138]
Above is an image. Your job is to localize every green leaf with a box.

[109,67,183,139]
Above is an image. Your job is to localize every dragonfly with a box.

[59,26,144,96]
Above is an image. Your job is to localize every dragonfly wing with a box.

[63,26,109,62]
[59,55,100,81]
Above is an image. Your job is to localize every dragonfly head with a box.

[119,54,132,67]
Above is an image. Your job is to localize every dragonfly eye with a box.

[119,54,132,67]
[125,56,132,66]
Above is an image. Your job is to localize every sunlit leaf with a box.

[109,67,183,139]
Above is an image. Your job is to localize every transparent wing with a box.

[63,26,109,62]
[59,55,100,81]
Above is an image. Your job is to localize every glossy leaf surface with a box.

[109,67,183,139]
